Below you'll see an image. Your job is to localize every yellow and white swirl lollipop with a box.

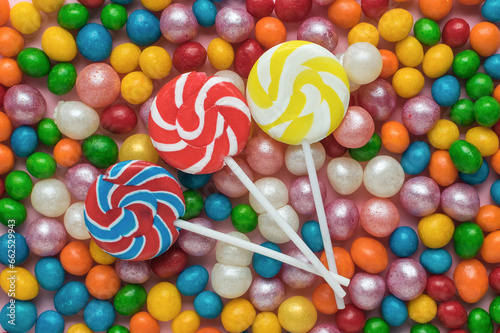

[247,40,350,307]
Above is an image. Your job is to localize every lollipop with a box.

[83,160,349,286]
[149,74,347,300]
[246,40,350,307]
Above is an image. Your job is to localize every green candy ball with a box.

[182,190,204,220]
[449,140,483,174]
[0,198,27,227]
[5,170,33,201]
[101,4,128,30]
[57,3,89,30]
[413,18,441,46]
[489,296,500,324]
[82,135,119,169]
[17,47,51,78]
[410,323,440,333]
[452,50,481,79]
[349,133,381,162]
[453,222,484,259]
[37,118,62,146]
[113,284,147,316]
[450,99,475,127]
[47,63,77,95]
[466,73,495,100]
[363,317,390,333]
[231,204,258,233]
[468,308,493,333]
[474,96,500,127]
[26,152,57,179]
[107,326,130,333]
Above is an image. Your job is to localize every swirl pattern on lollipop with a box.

[84,160,185,261]
[246,41,350,145]
[149,72,251,174]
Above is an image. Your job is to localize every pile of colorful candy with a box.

[1,0,500,332]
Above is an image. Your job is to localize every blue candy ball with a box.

[482,0,500,23]
[176,265,209,296]
[459,160,489,185]
[111,0,135,4]
[84,299,116,332]
[301,220,324,253]
[178,170,211,189]
[192,0,217,27]
[484,54,500,80]
[193,290,223,319]
[431,75,461,107]
[54,281,89,316]
[420,248,452,274]
[35,257,65,291]
[204,193,232,221]
[491,180,500,205]
[381,295,408,327]
[76,23,113,61]
[401,141,431,175]
[35,310,65,333]
[126,9,161,47]
[0,232,29,266]
[389,226,419,258]
[0,300,37,333]
[10,126,38,158]
[252,241,283,278]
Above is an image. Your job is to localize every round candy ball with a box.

[278,296,317,333]
[54,281,90,316]
[127,9,161,46]
[182,189,204,220]
[178,217,217,256]
[64,202,90,240]
[76,63,120,108]
[389,226,419,258]
[194,290,223,319]
[82,134,118,169]
[449,140,483,174]
[26,152,56,179]
[114,284,147,316]
[193,0,217,27]
[172,41,207,73]
[100,104,137,135]
[4,84,46,125]
[211,263,253,298]
[35,257,65,291]
[252,241,283,278]
[441,183,480,222]
[57,3,89,30]
[17,47,51,78]
[177,265,209,296]
[325,198,359,241]
[301,220,323,253]
[119,134,159,164]
[402,95,440,135]
[121,71,153,105]
[204,193,232,221]
[31,179,71,218]
[160,3,198,44]
[400,176,441,217]
[213,158,254,198]
[150,247,188,278]
[401,141,431,175]
[327,157,363,195]
[115,259,151,284]
[420,248,452,274]
[432,75,461,107]
[442,18,470,48]
[5,170,32,201]
[284,143,326,176]
[348,272,386,311]
[83,299,116,332]
[26,217,68,256]
[48,63,77,96]
[343,42,383,85]
[453,50,481,79]
[245,133,286,176]
[281,248,316,289]
[65,163,101,201]
[297,17,338,53]
[333,106,375,149]
[357,78,397,122]
[76,23,112,62]
[178,170,211,190]
[485,54,500,80]
[386,258,427,301]
[0,232,29,266]
[363,155,405,198]
[0,300,37,333]
[53,101,99,140]
[231,204,258,233]
[249,276,285,312]
[360,197,400,237]
[289,176,326,216]
[101,4,127,30]
[215,7,254,43]
[216,231,253,266]
[414,18,441,46]
[35,310,65,333]
[0,198,27,227]
[258,205,300,244]
[275,0,312,22]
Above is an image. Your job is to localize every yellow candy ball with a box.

[0,267,39,300]
[465,126,500,157]
[32,0,64,12]
[392,67,425,98]
[348,22,379,47]
[110,43,142,74]
[10,2,42,35]
[422,44,454,79]
[408,294,437,324]
[119,134,159,164]
[427,119,460,150]
[140,46,172,80]
[67,323,93,333]
[41,26,77,62]
[418,213,455,249]
[147,282,182,322]
[207,38,235,70]
[171,310,200,333]
[221,299,256,333]
[89,239,116,265]
[252,312,282,333]
[395,36,424,67]
[121,71,153,105]
[378,8,413,42]
[141,0,171,11]
[278,296,317,333]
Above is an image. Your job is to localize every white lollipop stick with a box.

[223,156,347,302]
[302,141,345,308]
[174,219,349,286]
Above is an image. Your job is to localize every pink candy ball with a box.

[178,217,217,256]
[115,259,151,284]
[358,78,397,122]
[281,247,316,289]
[76,63,120,108]
[400,176,441,217]
[332,106,375,148]
[139,96,154,129]
[160,3,198,44]
[213,157,254,198]
[402,96,440,136]
[441,183,480,222]
[297,17,338,53]
[245,133,286,176]
[325,198,359,241]
[249,276,286,312]
[386,258,427,301]
[215,7,254,43]
[25,218,68,256]
[65,163,101,201]
[310,324,341,333]
[360,198,400,237]
[348,272,386,311]
[289,176,327,215]
[4,84,46,125]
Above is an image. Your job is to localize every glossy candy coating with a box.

[82,135,119,169]
[386,258,427,301]
[160,3,198,44]
[76,24,113,62]
[17,48,51,78]
[127,9,161,46]
[4,84,46,125]
[58,3,89,29]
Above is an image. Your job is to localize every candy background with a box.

[1,0,500,332]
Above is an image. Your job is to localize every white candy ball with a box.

[64,202,90,240]
[31,179,71,218]
[214,70,245,95]
[53,101,100,140]
[249,177,289,214]
[327,157,363,195]
[211,263,252,299]
[335,52,361,92]
[363,155,405,198]
[343,42,383,85]
[215,231,253,267]
[258,205,299,244]
[285,142,326,176]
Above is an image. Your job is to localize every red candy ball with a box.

[442,18,470,48]
[489,266,500,293]
[361,0,388,18]
[234,38,264,79]
[246,0,274,18]
[100,104,138,135]
[335,304,366,333]
[321,135,347,158]
[172,41,207,73]
[437,300,467,329]
[77,0,104,8]
[274,0,312,22]
[0,84,5,108]
[0,177,5,198]
[425,274,456,302]
[150,246,188,278]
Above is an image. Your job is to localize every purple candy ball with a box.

[215,7,254,43]
[441,183,480,222]
[402,95,441,135]
[358,78,397,122]
[25,218,67,256]
[386,258,427,301]
[140,96,154,129]
[249,276,286,312]
[115,259,151,284]
[160,3,198,44]
[348,272,386,311]
[400,176,441,217]
[310,324,341,333]
[4,84,46,125]
[177,217,217,256]
[281,247,316,289]
[65,163,101,201]
[289,176,327,215]
[325,198,359,241]
[297,17,338,53]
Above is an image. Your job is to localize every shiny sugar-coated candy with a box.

[194,290,223,319]
[204,193,232,221]
[252,242,283,278]
[0,300,37,333]
[0,198,27,227]
[401,141,431,175]
[5,170,32,200]
[231,204,258,233]
[221,299,256,333]
[419,248,452,274]
[0,266,39,300]
[454,259,489,303]
[54,281,89,316]
[10,125,38,158]
[468,308,493,333]
[485,54,500,80]
[41,26,77,63]
[26,152,57,179]
[460,160,489,185]
[453,50,480,79]
[234,38,264,79]
[193,0,217,27]
[482,0,500,23]
[17,48,51,78]
[426,275,456,302]
[76,24,113,62]
[57,3,89,29]
[491,180,500,205]
[381,295,408,326]
[278,296,316,333]
[182,190,204,220]
[413,18,441,46]
[100,104,137,135]
[437,300,467,329]
[35,310,65,333]
[178,170,211,189]
[107,325,130,333]
[150,247,188,278]
[361,0,388,18]
[410,324,439,333]
[173,42,207,73]
[115,260,151,284]
[348,133,381,162]
[389,226,419,258]
[474,96,500,127]
[0,232,28,266]
[466,73,495,100]
[490,267,500,293]
[442,18,470,48]
[84,299,116,332]
[490,296,500,324]
[431,75,460,107]
[207,39,235,71]
[82,134,118,169]
[176,265,209,296]
[453,222,484,259]
[450,99,475,126]
[127,10,161,46]
[246,0,274,18]
[147,282,182,322]
[47,63,77,96]
[101,4,128,30]
[35,257,65,291]
[301,220,324,253]
[178,218,216,257]
[363,317,390,333]
[449,140,483,174]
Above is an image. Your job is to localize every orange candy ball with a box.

[60,241,94,276]
[428,150,458,187]
[0,143,14,175]
[0,0,10,27]
[470,22,500,57]
[130,312,160,333]
[255,17,287,49]
[320,246,355,279]
[312,283,338,315]
[0,58,23,87]
[494,84,500,103]
[475,205,500,232]
[381,121,410,154]
[85,265,121,300]
[350,237,388,274]
[379,49,399,79]
[0,27,24,57]
[0,112,13,142]
[492,149,500,174]
[53,138,82,167]
[453,259,488,303]
[418,0,452,20]
[327,0,362,29]
[480,230,500,263]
